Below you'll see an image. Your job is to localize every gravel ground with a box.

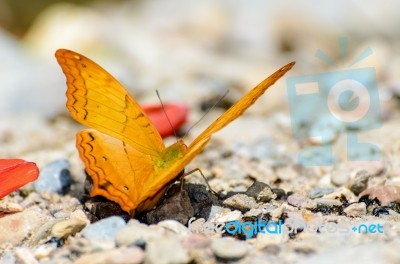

[1,1,400,264]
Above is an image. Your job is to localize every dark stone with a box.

[146,189,194,225]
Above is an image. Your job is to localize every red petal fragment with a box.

[0,159,39,198]
[142,103,189,138]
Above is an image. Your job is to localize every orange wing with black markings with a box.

[56,49,294,216]
[56,49,164,156]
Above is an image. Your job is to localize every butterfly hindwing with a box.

[77,129,157,212]
[77,129,187,214]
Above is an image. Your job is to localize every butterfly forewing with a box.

[55,49,165,156]
[189,61,295,149]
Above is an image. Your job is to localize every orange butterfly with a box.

[55,49,294,216]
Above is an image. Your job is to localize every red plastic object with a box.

[0,159,39,198]
[142,103,189,138]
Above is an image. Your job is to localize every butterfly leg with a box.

[179,176,185,190]
[181,168,221,199]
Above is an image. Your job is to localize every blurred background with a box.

[1,0,400,160]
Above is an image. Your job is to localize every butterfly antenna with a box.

[156,90,178,139]
[183,89,229,139]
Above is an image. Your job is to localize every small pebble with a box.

[82,216,126,244]
[236,138,276,160]
[331,161,384,188]
[115,219,163,246]
[296,241,400,264]
[53,211,70,219]
[74,248,144,264]
[70,209,90,223]
[359,185,400,205]
[157,219,191,237]
[34,243,57,259]
[276,166,298,181]
[270,206,285,221]
[0,206,51,246]
[348,169,370,195]
[330,169,349,187]
[343,203,367,217]
[223,194,258,211]
[287,193,309,208]
[271,188,287,200]
[308,187,334,199]
[0,250,16,264]
[298,146,334,166]
[145,236,191,264]
[19,192,44,208]
[380,209,400,221]
[208,205,230,220]
[211,210,242,223]
[14,247,39,264]
[181,234,211,250]
[246,181,277,202]
[255,227,289,249]
[0,201,23,213]
[211,237,248,260]
[262,204,277,214]
[324,187,357,203]
[244,208,263,218]
[313,198,342,207]
[51,218,87,239]
[302,200,318,210]
[34,160,71,194]
[30,219,63,244]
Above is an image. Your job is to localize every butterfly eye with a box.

[102,156,107,161]
[124,186,129,191]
